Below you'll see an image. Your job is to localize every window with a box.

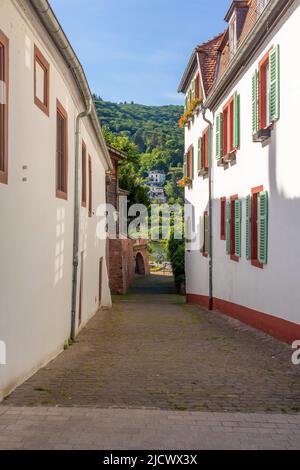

[216,92,240,161]
[229,14,237,58]
[88,155,92,217]
[246,186,268,268]
[0,30,9,185]
[202,211,209,257]
[34,45,49,116]
[195,73,202,101]
[226,195,241,261]
[56,100,68,199]
[81,141,87,207]
[252,45,280,139]
[184,145,194,180]
[197,126,210,175]
[220,197,226,240]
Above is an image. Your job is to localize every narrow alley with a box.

[0,274,300,449]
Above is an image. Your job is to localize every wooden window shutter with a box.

[206,126,211,168]
[190,145,194,179]
[183,153,187,177]
[192,79,196,99]
[233,92,240,149]
[258,190,268,264]
[252,70,259,134]
[234,199,242,258]
[197,137,202,173]
[246,194,252,260]
[204,213,209,256]
[269,45,280,122]
[216,113,223,160]
[226,201,231,255]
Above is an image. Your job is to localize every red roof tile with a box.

[196,32,225,95]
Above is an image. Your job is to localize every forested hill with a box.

[93,95,184,174]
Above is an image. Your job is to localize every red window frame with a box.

[56,99,68,200]
[88,155,92,217]
[34,45,50,117]
[202,126,209,171]
[258,50,271,130]
[195,73,200,100]
[251,185,264,269]
[82,140,87,207]
[220,197,226,240]
[186,145,193,178]
[222,96,234,156]
[202,210,208,258]
[0,30,9,185]
[230,194,239,262]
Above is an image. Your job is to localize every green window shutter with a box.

[233,92,240,149]
[183,153,187,177]
[199,77,203,100]
[252,69,259,134]
[207,126,211,168]
[234,199,242,258]
[185,97,188,111]
[226,201,231,255]
[269,45,280,122]
[197,137,202,173]
[246,195,252,260]
[216,113,223,160]
[258,190,268,264]
[190,146,194,179]
[192,79,196,99]
[204,214,209,255]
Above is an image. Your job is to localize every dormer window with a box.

[229,13,237,58]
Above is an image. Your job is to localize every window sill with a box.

[198,168,208,178]
[34,96,49,117]
[223,150,236,163]
[252,126,272,143]
[230,254,239,262]
[251,259,264,269]
[0,171,8,185]
[56,190,68,200]
[220,235,226,241]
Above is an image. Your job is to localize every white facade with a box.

[0,0,111,400]
[148,171,166,186]
[182,0,300,342]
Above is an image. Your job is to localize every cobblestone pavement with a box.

[3,274,300,413]
[0,406,299,450]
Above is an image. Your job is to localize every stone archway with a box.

[135,252,145,275]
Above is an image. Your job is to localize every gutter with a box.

[29,0,113,171]
[205,0,295,109]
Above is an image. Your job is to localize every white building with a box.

[0,0,112,400]
[178,0,300,343]
[148,186,167,203]
[148,170,166,186]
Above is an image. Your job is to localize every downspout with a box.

[202,106,213,311]
[71,100,92,341]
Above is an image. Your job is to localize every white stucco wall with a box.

[185,1,300,327]
[0,0,111,400]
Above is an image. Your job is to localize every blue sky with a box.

[49,0,228,106]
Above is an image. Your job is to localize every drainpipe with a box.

[70,100,92,341]
[202,106,213,311]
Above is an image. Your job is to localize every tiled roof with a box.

[196,32,225,96]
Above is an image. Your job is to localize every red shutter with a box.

[195,73,200,100]
[220,197,226,240]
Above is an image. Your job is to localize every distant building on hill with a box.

[148,170,166,186]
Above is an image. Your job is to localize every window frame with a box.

[0,30,9,185]
[56,99,68,200]
[220,197,226,240]
[88,155,92,217]
[258,50,272,130]
[229,13,237,58]
[82,140,87,207]
[34,45,50,117]
[251,185,264,269]
[230,194,239,262]
[202,211,209,258]
[222,96,234,157]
